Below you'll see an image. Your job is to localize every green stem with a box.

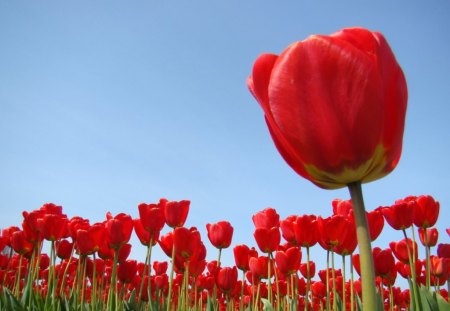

[304,246,310,311]
[326,250,330,311]
[166,243,176,311]
[350,255,354,311]
[342,255,346,311]
[240,270,245,311]
[348,182,376,311]
[424,230,431,290]
[402,229,420,310]
[331,249,337,311]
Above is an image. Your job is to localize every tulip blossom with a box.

[299,261,316,279]
[164,200,190,228]
[233,244,258,271]
[10,230,33,255]
[390,239,418,263]
[138,199,166,234]
[293,215,318,247]
[206,221,234,249]
[381,202,414,230]
[253,227,280,253]
[275,246,301,276]
[367,209,384,241]
[252,208,280,229]
[118,260,138,284]
[280,215,297,244]
[247,27,407,189]
[413,195,440,228]
[216,266,238,294]
[105,213,134,250]
[418,228,439,247]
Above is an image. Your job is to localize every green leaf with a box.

[261,298,274,311]
[418,284,437,311]
[4,288,25,311]
[436,292,450,311]
[206,295,214,311]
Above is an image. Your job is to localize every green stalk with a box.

[14,254,23,297]
[166,244,176,311]
[107,249,119,310]
[342,255,347,311]
[350,255,355,311]
[389,285,393,311]
[253,283,261,311]
[402,229,420,310]
[304,246,310,311]
[326,250,330,311]
[269,253,280,311]
[331,249,337,311]
[239,270,245,311]
[423,229,431,290]
[59,243,75,298]
[348,182,376,311]
[267,253,273,305]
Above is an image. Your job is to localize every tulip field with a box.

[2,22,449,311]
[0,195,448,310]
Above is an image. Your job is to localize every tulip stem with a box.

[347,181,377,311]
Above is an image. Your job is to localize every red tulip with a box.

[381,202,414,230]
[293,215,318,247]
[233,244,258,271]
[216,266,238,294]
[334,218,357,256]
[153,261,168,275]
[390,239,417,263]
[105,213,133,250]
[10,230,33,254]
[332,199,353,216]
[164,200,190,228]
[247,27,407,189]
[39,203,63,215]
[413,195,440,228]
[437,244,450,258]
[173,227,201,260]
[158,231,174,258]
[317,215,350,251]
[418,227,439,247]
[56,239,73,259]
[372,247,395,277]
[133,218,159,246]
[299,261,316,279]
[367,209,384,241]
[311,281,326,298]
[249,256,270,280]
[138,199,166,234]
[252,208,280,229]
[76,223,104,255]
[275,246,301,276]
[396,260,422,280]
[41,214,69,241]
[206,221,234,249]
[280,215,297,244]
[253,227,280,253]
[430,256,448,277]
[68,216,90,242]
[118,260,138,283]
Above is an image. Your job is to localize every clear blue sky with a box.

[1,1,449,276]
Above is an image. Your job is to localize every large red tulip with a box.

[247,27,407,189]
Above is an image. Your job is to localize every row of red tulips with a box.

[0,195,448,310]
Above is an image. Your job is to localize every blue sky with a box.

[1,1,449,277]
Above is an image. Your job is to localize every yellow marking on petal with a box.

[303,145,390,189]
